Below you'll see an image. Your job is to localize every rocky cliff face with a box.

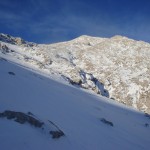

[0,34,150,113]
[0,33,35,46]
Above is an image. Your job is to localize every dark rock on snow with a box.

[0,110,44,127]
[101,118,114,127]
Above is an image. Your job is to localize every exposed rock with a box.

[0,110,65,139]
[0,43,9,54]
[8,72,15,75]
[100,118,114,127]
[49,130,65,139]
[14,37,26,45]
[48,120,65,138]
[0,33,35,46]
[79,71,109,96]
[0,110,44,127]
[144,123,149,127]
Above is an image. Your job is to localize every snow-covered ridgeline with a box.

[0,33,150,113]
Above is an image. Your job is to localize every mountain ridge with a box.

[1,33,150,150]
[0,33,150,113]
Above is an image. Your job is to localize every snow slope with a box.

[0,57,150,150]
[0,33,150,113]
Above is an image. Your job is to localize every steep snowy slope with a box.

[0,57,150,150]
[0,33,150,113]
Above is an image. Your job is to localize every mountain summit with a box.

[0,33,150,113]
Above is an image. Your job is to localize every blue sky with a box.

[0,0,150,43]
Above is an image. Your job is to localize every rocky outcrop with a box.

[62,71,109,96]
[0,110,44,127]
[49,130,65,139]
[0,110,65,139]
[0,34,25,45]
[100,118,114,127]
[8,72,15,75]
[0,43,9,54]
[0,33,35,46]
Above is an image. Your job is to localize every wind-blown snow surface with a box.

[0,58,150,150]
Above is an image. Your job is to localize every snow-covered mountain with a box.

[0,33,150,113]
[1,50,150,150]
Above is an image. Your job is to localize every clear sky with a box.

[0,0,150,43]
